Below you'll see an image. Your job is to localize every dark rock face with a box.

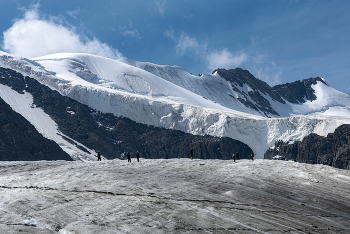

[264,125,350,169]
[264,140,300,161]
[298,133,334,165]
[215,68,327,116]
[95,113,252,160]
[215,68,283,117]
[0,67,253,160]
[333,125,350,169]
[272,77,327,104]
[0,70,72,161]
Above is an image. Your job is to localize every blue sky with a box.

[1,0,350,93]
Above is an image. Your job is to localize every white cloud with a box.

[121,29,142,39]
[175,32,207,56]
[165,30,247,71]
[164,27,176,40]
[155,0,167,16]
[120,20,142,39]
[253,68,282,86]
[1,5,123,59]
[67,9,81,19]
[206,48,247,70]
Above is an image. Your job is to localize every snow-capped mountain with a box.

[118,57,350,118]
[1,51,350,159]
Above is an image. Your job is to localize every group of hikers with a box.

[96,149,255,161]
[125,151,140,162]
[97,150,337,168]
[190,149,255,161]
[231,151,254,162]
[96,151,140,162]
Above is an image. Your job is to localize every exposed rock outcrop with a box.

[272,77,327,103]
[214,68,328,116]
[264,124,350,169]
[0,69,72,161]
[215,68,283,116]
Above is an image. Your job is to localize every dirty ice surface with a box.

[0,159,349,233]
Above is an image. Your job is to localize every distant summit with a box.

[272,77,328,104]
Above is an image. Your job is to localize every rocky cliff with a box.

[264,124,350,169]
[215,68,327,116]
[272,77,327,103]
[0,69,72,161]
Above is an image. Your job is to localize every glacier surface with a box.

[0,159,349,233]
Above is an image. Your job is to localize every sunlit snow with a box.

[1,52,350,158]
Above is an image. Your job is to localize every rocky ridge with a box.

[264,124,350,169]
[215,68,328,116]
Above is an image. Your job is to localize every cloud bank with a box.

[2,6,123,59]
[165,30,247,71]
[206,49,247,71]
[175,32,207,56]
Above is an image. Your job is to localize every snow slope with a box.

[0,84,96,161]
[118,58,350,117]
[290,80,350,116]
[1,52,350,158]
[0,159,349,233]
[118,58,264,116]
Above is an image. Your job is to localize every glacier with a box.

[1,51,350,159]
[0,159,349,233]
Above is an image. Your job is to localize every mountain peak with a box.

[273,77,328,103]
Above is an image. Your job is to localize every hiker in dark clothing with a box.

[136,151,140,162]
[328,162,332,166]
[235,152,239,160]
[190,149,194,160]
[127,152,131,163]
[312,161,315,164]
[97,152,101,161]
[232,153,236,162]
[251,152,254,160]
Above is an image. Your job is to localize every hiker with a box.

[328,161,332,166]
[136,151,140,162]
[235,152,239,160]
[232,153,236,162]
[97,152,101,161]
[251,152,254,160]
[127,152,131,163]
[190,149,194,160]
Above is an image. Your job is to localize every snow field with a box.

[0,159,349,233]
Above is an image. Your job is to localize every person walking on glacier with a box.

[251,152,254,161]
[97,152,101,161]
[235,152,239,160]
[127,152,131,163]
[232,153,236,162]
[136,151,140,162]
[190,149,194,160]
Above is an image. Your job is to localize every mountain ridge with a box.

[0,67,253,161]
[1,51,350,160]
